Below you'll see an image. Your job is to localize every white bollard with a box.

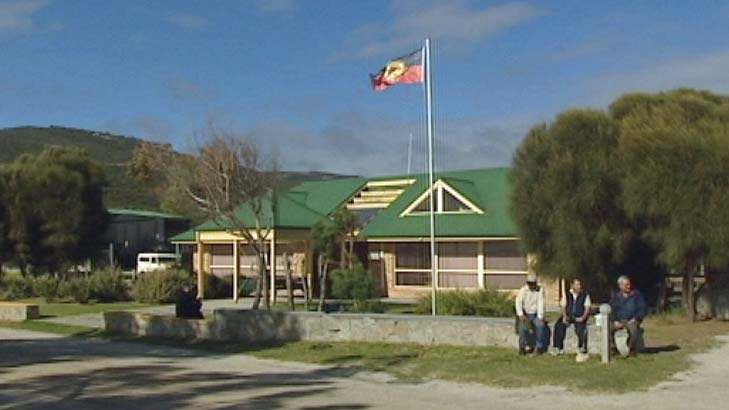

[600,304,612,364]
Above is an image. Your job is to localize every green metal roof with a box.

[108,208,185,220]
[360,168,517,238]
[170,228,196,243]
[185,167,517,238]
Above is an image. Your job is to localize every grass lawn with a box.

[150,311,729,393]
[0,320,100,336]
[17,298,152,318]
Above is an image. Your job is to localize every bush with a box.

[33,275,62,302]
[204,274,233,299]
[0,275,36,300]
[61,277,91,304]
[131,268,192,304]
[415,289,515,317]
[347,299,386,313]
[330,263,374,301]
[88,268,128,302]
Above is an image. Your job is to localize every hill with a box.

[0,126,349,211]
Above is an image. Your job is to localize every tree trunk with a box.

[262,251,270,310]
[686,269,696,322]
[252,251,266,310]
[284,252,294,311]
[348,238,355,269]
[318,255,328,312]
[340,241,346,271]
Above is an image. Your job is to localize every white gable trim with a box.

[399,180,484,217]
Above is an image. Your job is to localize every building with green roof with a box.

[173,167,541,300]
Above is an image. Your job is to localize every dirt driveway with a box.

[1,328,728,410]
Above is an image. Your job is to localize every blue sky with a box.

[2,0,729,175]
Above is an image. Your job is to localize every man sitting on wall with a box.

[551,278,591,356]
[516,273,547,355]
[609,275,647,356]
[176,285,204,319]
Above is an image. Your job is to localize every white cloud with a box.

[243,114,524,176]
[166,13,208,29]
[0,0,48,32]
[338,1,542,59]
[589,49,729,104]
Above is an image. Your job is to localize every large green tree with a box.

[510,110,662,300]
[615,89,729,319]
[2,147,108,274]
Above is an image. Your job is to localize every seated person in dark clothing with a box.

[176,285,204,319]
[551,278,591,356]
[609,275,647,356]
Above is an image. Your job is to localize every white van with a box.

[136,253,181,275]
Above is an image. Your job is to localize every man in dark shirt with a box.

[176,285,204,319]
[609,275,647,356]
[552,278,591,356]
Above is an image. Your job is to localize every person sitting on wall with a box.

[609,275,647,356]
[176,285,204,319]
[516,273,547,355]
[551,278,591,356]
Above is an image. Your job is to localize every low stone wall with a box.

[0,302,40,321]
[104,309,601,353]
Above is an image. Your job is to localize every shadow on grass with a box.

[641,344,680,354]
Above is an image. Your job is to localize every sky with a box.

[2,0,729,176]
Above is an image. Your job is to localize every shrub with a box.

[415,289,515,317]
[88,268,128,302]
[131,268,192,304]
[204,274,233,299]
[33,275,62,302]
[347,299,386,313]
[330,263,374,301]
[0,275,36,300]
[240,276,257,297]
[61,277,91,304]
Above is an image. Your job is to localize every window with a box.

[484,241,528,271]
[395,243,431,286]
[438,242,478,288]
[442,190,469,212]
[139,257,150,263]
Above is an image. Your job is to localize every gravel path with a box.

[2,327,729,410]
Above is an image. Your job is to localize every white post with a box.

[270,230,276,305]
[424,37,437,316]
[600,303,612,364]
[233,240,239,303]
[477,241,485,288]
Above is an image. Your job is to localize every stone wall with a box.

[104,309,601,353]
[0,302,40,321]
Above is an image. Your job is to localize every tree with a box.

[130,126,278,309]
[510,110,663,299]
[0,169,12,278]
[311,218,339,312]
[614,89,729,320]
[1,147,108,274]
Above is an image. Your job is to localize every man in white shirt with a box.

[515,273,546,355]
[551,278,591,356]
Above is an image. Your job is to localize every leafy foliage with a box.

[0,147,109,274]
[416,289,514,317]
[131,268,192,304]
[330,263,374,301]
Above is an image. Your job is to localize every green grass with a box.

[0,320,100,336]
[136,312,729,393]
[17,298,151,317]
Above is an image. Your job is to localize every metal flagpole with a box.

[424,37,437,316]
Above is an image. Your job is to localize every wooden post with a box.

[196,240,205,299]
[600,303,612,364]
[233,240,239,303]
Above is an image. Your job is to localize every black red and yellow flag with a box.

[370,48,424,91]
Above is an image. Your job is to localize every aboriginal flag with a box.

[370,47,424,91]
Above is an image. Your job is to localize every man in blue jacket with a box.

[609,275,648,356]
[551,278,591,356]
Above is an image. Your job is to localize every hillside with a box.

[0,126,348,212]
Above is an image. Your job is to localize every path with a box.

[2,327,729,410]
